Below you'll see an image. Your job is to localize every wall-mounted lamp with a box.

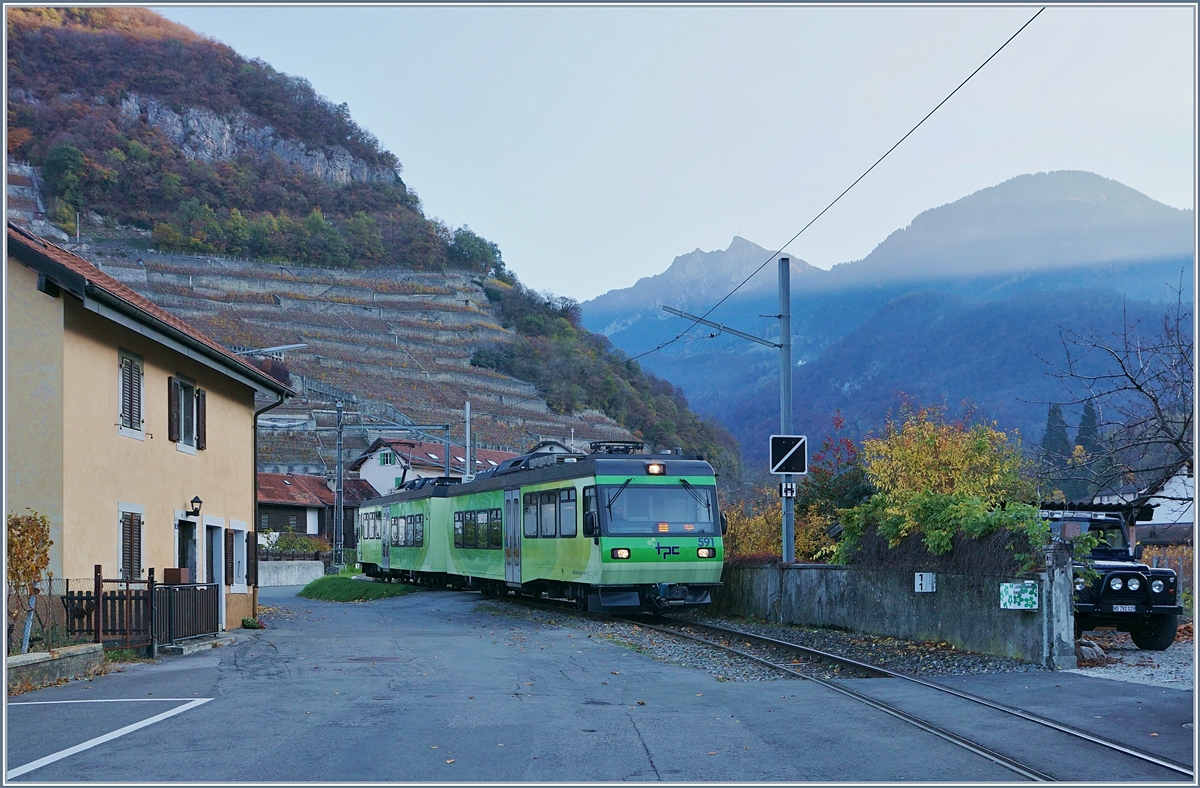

[189,496,203,518]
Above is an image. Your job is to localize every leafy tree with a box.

[837,403,1040,560]
[224,207,249,254]
[42,143,86,208]
[7,509,53,655]
[448,225,504,276]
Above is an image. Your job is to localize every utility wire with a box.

[467,7,1046,427]
[628,6,1046,367]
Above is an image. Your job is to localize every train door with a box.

[504,489,522,587]
[381,517,391,571]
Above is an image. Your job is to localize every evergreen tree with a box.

[1071,400,1110,501]
[1075,400,1101,456]
[1040,404,1072,499]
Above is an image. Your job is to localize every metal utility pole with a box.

[334,400,344,568]
[464,401,473,481]
[779,258,794,564]
[661,255,796,564]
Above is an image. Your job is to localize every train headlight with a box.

[646,462,666,475]
[1152,580,1165,594]
[697,548,716,559]
[611,548,631,560]
[1074,578,1086,592]
[1127,577,1141,591]
[1109,577,1123,591]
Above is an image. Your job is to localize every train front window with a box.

[600,483,716,535]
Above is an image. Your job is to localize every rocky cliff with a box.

[118,93,399,187]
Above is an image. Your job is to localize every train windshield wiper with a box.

[679,479,711,511]
[605,478,633,513]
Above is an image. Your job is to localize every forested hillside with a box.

[7,7,504,273]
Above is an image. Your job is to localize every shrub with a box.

[271,533,330,552]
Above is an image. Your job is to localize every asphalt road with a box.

[5,586,1194,782]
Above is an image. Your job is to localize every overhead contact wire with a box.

[637,6,1046,365]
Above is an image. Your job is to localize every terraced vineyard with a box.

[82,239,630,473]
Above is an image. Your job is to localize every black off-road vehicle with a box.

[1042,505,1182,650]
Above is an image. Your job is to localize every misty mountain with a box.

[581,171,1194,467]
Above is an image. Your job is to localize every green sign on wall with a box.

[1000,581,1039,610]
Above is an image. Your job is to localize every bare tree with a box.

[1043,285,1193,502]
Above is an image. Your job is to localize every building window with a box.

[120,511,143,580]
[380,452,394,466]
[118,353,144,437]
[260,513,269,531]
[168,376,206,450]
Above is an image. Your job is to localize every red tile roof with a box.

[6,222,291,395]
[258,473,378,507]
[257,473,329,507]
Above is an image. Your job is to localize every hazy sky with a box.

[154,5,1196,302]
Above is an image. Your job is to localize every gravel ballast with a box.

[481,598,1195,690]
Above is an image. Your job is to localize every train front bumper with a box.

[587,583,721,613]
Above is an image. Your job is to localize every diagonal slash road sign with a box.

[770,435,808,475]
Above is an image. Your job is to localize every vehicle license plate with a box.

[1112,604,1136,613]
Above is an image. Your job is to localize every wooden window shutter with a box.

[196,389,207,450]
[247,531,258,587]
[120,512,133,579]
[130,513,143,579]
[225,529,235,585]
[120,358,134,428]
[168,377,181,442]
[131,361,142,429]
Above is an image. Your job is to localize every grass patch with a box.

[298,575,419,602]
[105,648,152,663]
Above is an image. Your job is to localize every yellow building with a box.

[6,223,292,630]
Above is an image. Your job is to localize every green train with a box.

[355,443,726,613]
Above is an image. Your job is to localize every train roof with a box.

[360,451,716,508]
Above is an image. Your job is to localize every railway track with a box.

[498,595,1192,782]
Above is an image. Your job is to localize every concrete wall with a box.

[258,560,324,587]
[7,643,104,693]
[713,556,1076,667]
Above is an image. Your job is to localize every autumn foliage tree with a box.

[723,414,872,562]
[837,404,1043,561]
[7,509,53,594]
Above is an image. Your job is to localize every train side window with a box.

[464,510,476,548]
[539,491,557,538]
[523,493,538,538]
[454,511,464,548]
[559,488,577,538]
[490,509,503,548]
[470,510,484,546]
[388,517,397,547]
[415,514,424,547]
[406,517,415,547]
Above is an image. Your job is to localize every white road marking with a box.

[6,698,213,779]
[10,698,202,705]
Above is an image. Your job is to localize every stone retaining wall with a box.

[712,547,1076,668]
[7,643,104,693]
[258,560,325,587]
